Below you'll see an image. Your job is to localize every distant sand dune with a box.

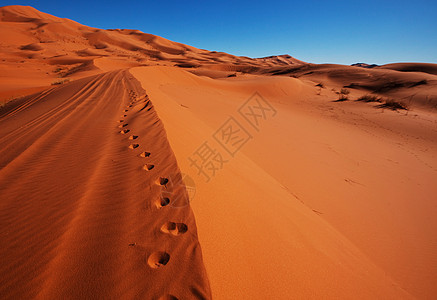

[132,66,437,299]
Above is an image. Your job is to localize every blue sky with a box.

[2,0,437,64]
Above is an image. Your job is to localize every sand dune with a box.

[0,71,210,299]
[0,5,303,105]
[267,63,437,109]
[131,66,437,299]
[1,4,437,300]
[2,4,435,109]
[378,62,437,76]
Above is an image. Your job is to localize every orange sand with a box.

[131,66,437,299]
[1,5,437,300]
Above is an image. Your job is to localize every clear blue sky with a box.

[3,0,437,64]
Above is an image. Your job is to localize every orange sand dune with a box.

[131,66,437,299]
[1,4,437,300]
[268,63,437,109]
[0,71,210,299]
[0,5,303,103]
[378,62,437,76]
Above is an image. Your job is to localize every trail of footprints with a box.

[118,89,186,299]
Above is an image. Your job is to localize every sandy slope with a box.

[0,71,210,299]
[1,4,437,300]
[270,63,437,109]
[131,66,437,299]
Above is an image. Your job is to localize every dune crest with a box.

[0,70,211,299]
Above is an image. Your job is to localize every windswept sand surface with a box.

[1,4,437,300]
[0,71,210,299]
[131,66,437,299]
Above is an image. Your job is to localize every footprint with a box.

[147,251,170,269]
[143,164,155,171]
[158,295,178,300]
[129,144,139,149]
[122,114,127,117]
[119,129,130,134]
[161,222,188,236]
[128,135,138,140]
[155,197,170,208]
[124,109,129,112]
[140,151,151,158]
[157,177,169,186]
[118,124,128,128]
[118,120,124,123]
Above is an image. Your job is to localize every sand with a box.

[0,70,210,299]
[1,4,437,300]
[131,66,437,299]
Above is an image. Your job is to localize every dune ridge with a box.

[0,70,211,299]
